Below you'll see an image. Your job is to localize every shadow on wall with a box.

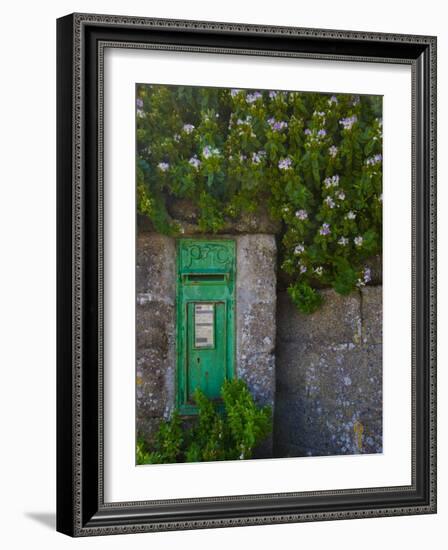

[274,287,383,457]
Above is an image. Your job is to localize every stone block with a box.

[136,232,176,298]
[235,234,277,456]
[361,286,383,344]
[236,234,277,305]
[238,301,276,355]
[274,305,383,457]
[236,235,277,410]
[277,289,362,346]
[136,233,176,444]
[237,352,276,408]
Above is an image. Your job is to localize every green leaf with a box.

[287,281,323,314]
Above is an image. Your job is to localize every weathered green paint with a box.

[176,239,235,414]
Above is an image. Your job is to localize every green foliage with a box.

[221,379,272,459]
[136,86,382,311]
[287,280,323,314]
[136,436,152,465]
[136,379,272,464]
[138,410,184,464]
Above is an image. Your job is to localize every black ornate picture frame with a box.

[56,13,437,536]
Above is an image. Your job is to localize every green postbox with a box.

[176,239,235,414]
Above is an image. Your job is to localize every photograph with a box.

[135,83,384,464]
[0,0,442,545]
[54,10,436,536]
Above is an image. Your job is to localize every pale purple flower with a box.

[340,115,358,130]
[230,88,241,97]
[274,121,288,131]
[302,127,327,141]
[314,266,324,276]
[356,269,370,288]
[189,156,201,169]
[202,146,221,159]
[136,97,144,109]
[366,154,383,165]
[269,90,278,99]
[337,191,346,201]
[363,268,372,283]
[295,209,308,220]
[182,123,195,134]
[246,91,262,103]
[320,223,331,236]
[354,236,363,247]
[239,154,247,162]
[268,118,288,131]
[252,150,266,164]
[346,211,356,220]
[324,175,340,188]
[278,157,292,170]
[236,116,252,126]
[314,111,326,117]
[157,162,169,172]
[328,145,338,158]
[329,95,338,105]
[299,264,307,274]
[338,236,349,246]
[294,243,305,255]
[324,196,335,209]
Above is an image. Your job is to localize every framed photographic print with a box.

[56,13,437,536]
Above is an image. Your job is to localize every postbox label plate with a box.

[194,303,215,348]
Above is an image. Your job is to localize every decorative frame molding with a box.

[57,12,436,536]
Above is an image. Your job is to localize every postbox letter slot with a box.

[185,274,226,283]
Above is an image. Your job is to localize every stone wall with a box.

[136,230,278,451]
[236,235,276,409]
[136,221,383,458]
[136,233,176,445]
[274,287,382,457]
[236,235,277,456]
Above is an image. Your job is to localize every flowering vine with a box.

[136,85,382,313]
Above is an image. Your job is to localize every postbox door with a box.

[176,239,235,414]
[186,301,226,401]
